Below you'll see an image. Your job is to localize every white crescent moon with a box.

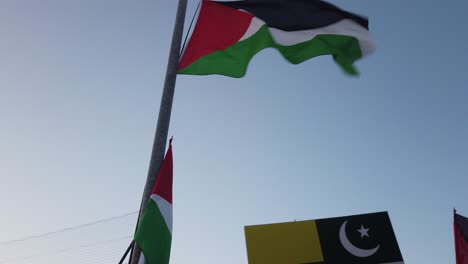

[339,220,380,258]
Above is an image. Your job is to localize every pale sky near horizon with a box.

[1,0,468,263]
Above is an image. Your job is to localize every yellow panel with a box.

[244,220,324,264]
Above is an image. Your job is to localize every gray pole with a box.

[130,0,187,263]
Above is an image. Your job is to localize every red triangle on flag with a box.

[151,141,173,204]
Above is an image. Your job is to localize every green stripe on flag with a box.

[178,25,363,77]
[135,199,172,264]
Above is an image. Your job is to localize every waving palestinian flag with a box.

[134,141,173,264]
[178,0,375,77]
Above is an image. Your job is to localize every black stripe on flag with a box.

[455,213,468,241]
[215,0,369,31]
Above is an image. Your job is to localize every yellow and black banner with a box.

[244,211,404,264]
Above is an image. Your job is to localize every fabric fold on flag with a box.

[134,141,173,264]
[178,0,375,77]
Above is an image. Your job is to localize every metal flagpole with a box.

[129,0,187,263]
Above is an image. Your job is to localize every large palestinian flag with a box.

[134,141,173,264]
[178,0,375,77]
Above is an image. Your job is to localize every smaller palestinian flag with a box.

[134,141,173,264]
[178,0,375,77]
[454,211,468,264]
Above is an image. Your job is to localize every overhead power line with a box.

[0,211,138,264]
[0,211,137,245]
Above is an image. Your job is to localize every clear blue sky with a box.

[1,0,467,263]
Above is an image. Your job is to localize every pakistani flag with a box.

[134,141,173,264]
[178,0,375,77]
[244,212,404,264]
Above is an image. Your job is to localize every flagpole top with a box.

[454,208,457,214]
[170,136,173,145]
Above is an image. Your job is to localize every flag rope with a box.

[180,0,201,57]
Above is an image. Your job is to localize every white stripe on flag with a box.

[150,194,173,234]
[239,16,265,41]
[269,19,375,55]
[138,253,145,264]
[239,17,375,56]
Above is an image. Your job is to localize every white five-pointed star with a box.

[357,225,370,238]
